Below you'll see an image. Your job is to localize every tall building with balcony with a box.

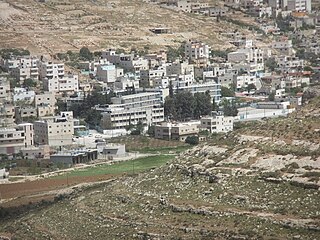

[185,40,210,66]
[176,82,222,103]
[38,61,65,80]
[98,92,164,130]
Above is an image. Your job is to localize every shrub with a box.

[185,136,199,145]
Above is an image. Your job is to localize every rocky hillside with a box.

[0,0,264,56]
[1,101,320,239]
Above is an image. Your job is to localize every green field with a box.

[55,155,175,179]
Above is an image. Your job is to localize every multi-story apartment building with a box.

[15,106,37,122]
[200,115,234,133]
[166,60,194,77]
[228,47,264,64]
[114,77,140,91]
[0,103,15,127]
[34,112,74,146]
[1,56,39,72]
[140,66,167,87]
[271,39,294,56]
[0,123,34,154]
[98,92,164,129]
[171,74,194,87]
[43,74,79,93]
[176,0,209,13]
[35,92,56,107]
[38,61,64,80]
[13,87,35,104]
[269,0,312,12]
[155,121,199,141]
[185,40,210,64]
[176,82,222,103]
[102,50,149,72]
[144,51,167,68]
[100,106,164,130]
[110,92,162,110]
[236,74,258,90]
[11,65,39,82]
[275,56,304,70]
[0,76,11,101]
[96,64,124,84]
[212,72,237,88]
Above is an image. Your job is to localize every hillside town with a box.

[0,0,320,239]
[0,0,319,174]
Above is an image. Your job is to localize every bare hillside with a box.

[0,0,260,56]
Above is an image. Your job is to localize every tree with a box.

[79,47,93,61]
[185,135,199,145]
[268,91,275,101]
[265,58,277,71]
[23,78,37,88]
[221,86,235,97]
[164,96,176,120]
[169,80,174,98]
[166,42,185,62]
[130,120,144,135]
[222,99,238,116]
[193,92,211,119]
[212,97,217,111]
[147,125,155,137]
[84,109,102,128]
[174,91,194,121]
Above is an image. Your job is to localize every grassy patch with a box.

[138,145,191,154]
[55,155,175,179]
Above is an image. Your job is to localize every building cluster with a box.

[155,113,234,142]
[0,10,316,162]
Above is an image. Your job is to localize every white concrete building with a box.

[287,0,312,12]
[176,0,209,13]
[114,77,140,90]
[35,92,56,107]
[0,76,11,101]
[185,40,210,62]
[271,39,294,56]
[155,121,200,141]
[140,66,167,87]
[13,87,35,104]
[166,60,194,77]
[276,56,304,69]
[98,92,164,130]
[176,82,222,103]
[236,74,258,90]
[0,103,15,127]
[200,115,234,133]
[38,61,64,80]
[1,56,39,72]
[43,74,79,93]
[96,64,124,84]
[0,123,34,154]
[228,47,264,64]
[34,113,74,146]
[11,65,39,82]
[102,50,149,72]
